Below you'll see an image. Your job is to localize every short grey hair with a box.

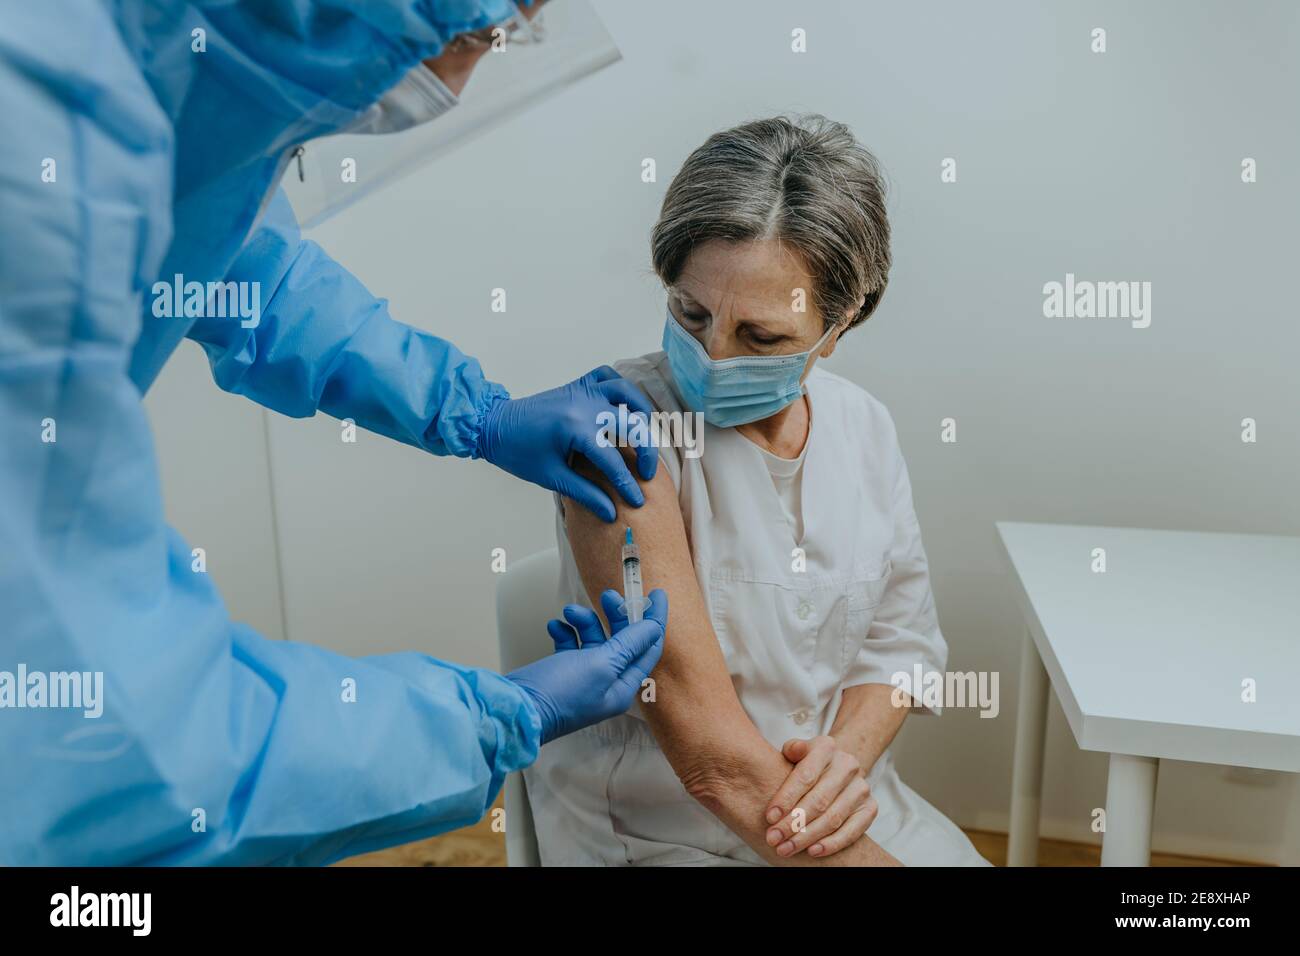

[651,114,891,335]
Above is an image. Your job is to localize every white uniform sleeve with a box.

[842,418,949,714]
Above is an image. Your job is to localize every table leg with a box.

[1007,627,1049,866]
[1100,753,1159,866]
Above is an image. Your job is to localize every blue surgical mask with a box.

[661,306,837,428]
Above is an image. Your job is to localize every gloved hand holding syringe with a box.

[510,528,666,744]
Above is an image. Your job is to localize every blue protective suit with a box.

[0,0,543,865]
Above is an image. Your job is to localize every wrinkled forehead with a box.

[670,240,821,323]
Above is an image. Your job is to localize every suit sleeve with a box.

[186,190,507,458]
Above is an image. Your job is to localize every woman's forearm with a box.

[628,629,898,865]
[682,734,901,866]
[829,682,912,772]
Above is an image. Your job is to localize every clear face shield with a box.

[281,0,620,229]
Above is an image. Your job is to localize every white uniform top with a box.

[756,439,807,542]
[524,352,988,866]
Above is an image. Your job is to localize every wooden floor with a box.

[961,829,1251,868]
[335,798,1254,867]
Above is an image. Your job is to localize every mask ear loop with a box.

[799,292,866,381]
[798,322,840,383]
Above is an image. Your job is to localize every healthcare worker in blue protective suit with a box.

[0,0,667,866]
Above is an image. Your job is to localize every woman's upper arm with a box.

[564,454,728,687]
[560,451,766,760]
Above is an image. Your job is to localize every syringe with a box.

[621,527,645,624]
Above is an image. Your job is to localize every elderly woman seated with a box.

[524,115,989,867]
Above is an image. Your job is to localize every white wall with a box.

[152,0,1300,862]
[145,342,286,642]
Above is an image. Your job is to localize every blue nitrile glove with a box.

[475,367,659,522]
[508,589,668,744]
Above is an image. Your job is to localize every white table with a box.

[997,522,1300,866]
